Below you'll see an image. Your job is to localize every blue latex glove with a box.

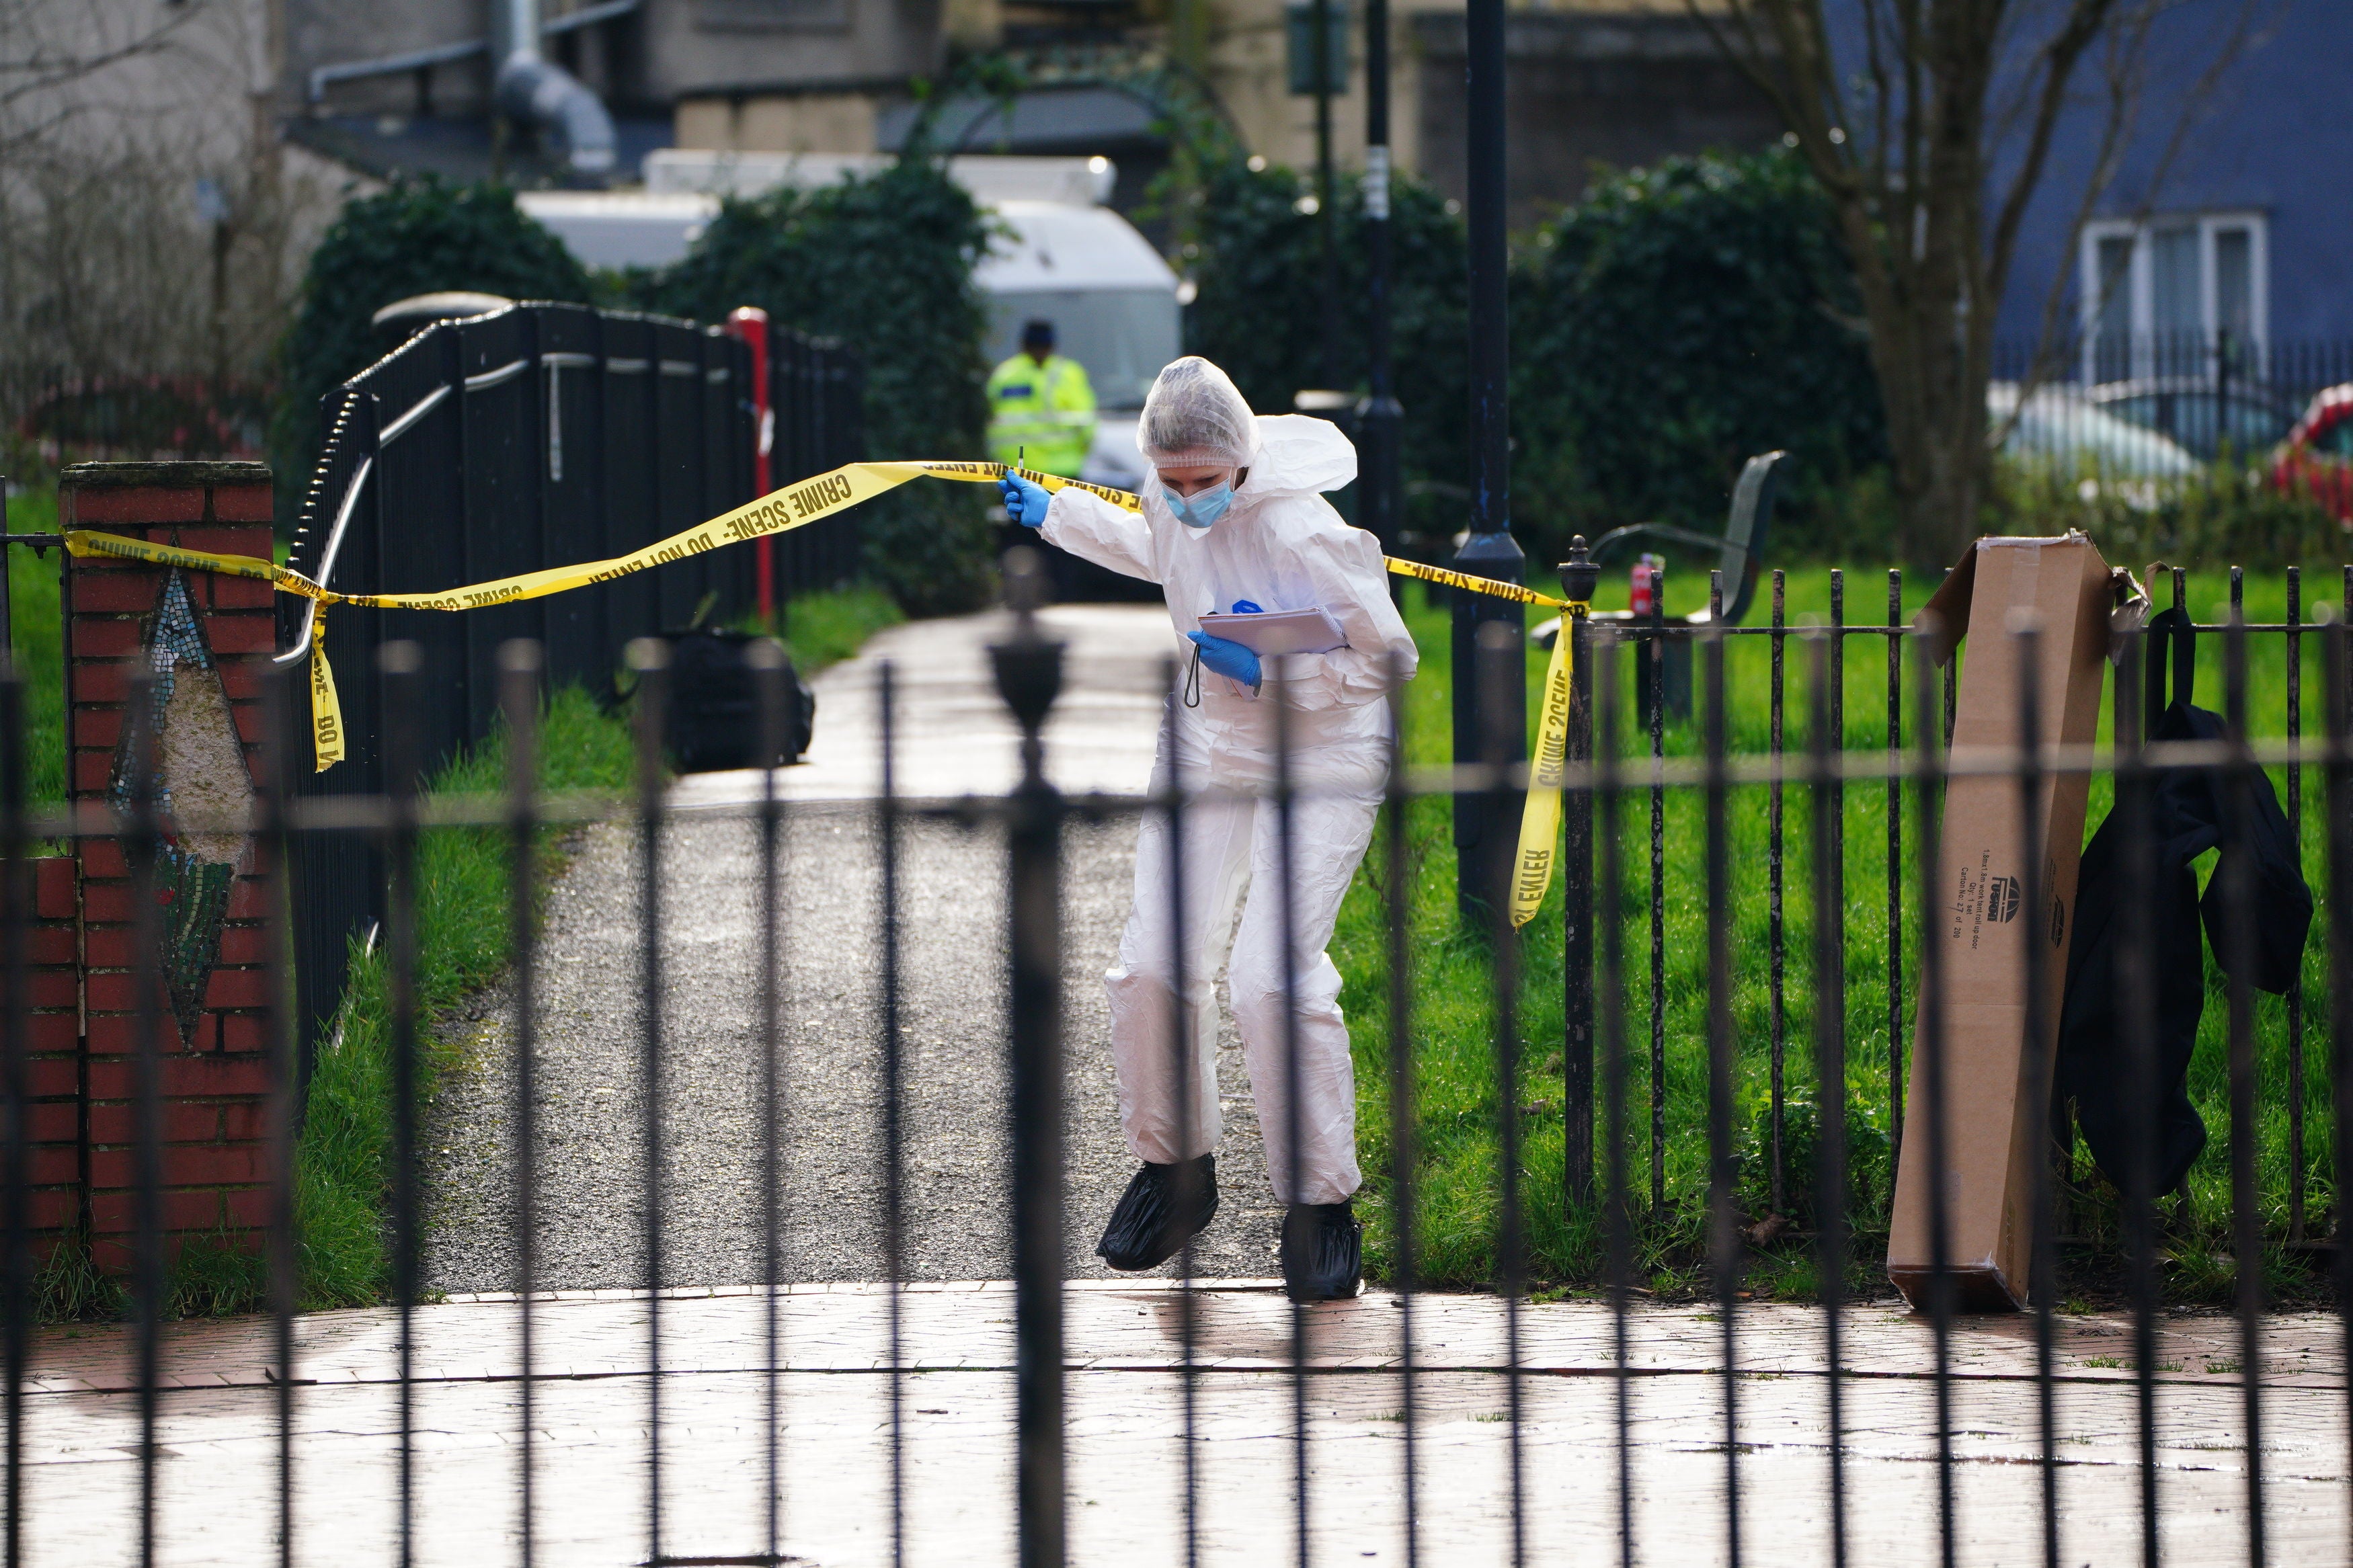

[1187,630,1261,690]
[1000,472,1051,530]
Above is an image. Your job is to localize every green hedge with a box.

[1179,156,1468,544]
[270,176,594,520]
[641,160,996,616]
[277,151,1879,606]
[272,163,996,614]
[1181,147,1888,571]
[1513,151,1886,562]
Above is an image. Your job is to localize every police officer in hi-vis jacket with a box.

[986,319,1096,477]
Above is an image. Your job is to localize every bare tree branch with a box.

[0,0,322,429]
[2017,4,2161,384]
[2011,0,2273,408]
[1860,0,1897,184]
[1702,0,2268,561]
[1987,0,2124,303]
[0,0,203,114]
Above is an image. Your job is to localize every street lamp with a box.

[1356,0,1402,578]
[1312,0,1340,390]
[1453,0,1520,921]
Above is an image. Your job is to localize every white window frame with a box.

[2077,211,2269,382]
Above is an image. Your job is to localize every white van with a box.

[518,152,1181,493]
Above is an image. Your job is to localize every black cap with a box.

[1022,319,1055,349]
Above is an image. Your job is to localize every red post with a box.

[59,460,278,1272]
[727,306,776,624]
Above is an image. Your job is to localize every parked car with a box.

[2087,378,2301,461]
[2271,383,2353,521]
[1989,381,2199,480]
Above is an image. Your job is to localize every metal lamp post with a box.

[1356,0,1403,575]
[1312,0,1341,390]
[1453,0,1521,920]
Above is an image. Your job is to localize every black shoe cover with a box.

[1096,1155,1219,1271]
[1281,1200,1362,1302]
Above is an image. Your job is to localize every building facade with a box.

[1987,0,2353,380]
[666,0,1782,228]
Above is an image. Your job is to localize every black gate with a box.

[278,300,861,1069]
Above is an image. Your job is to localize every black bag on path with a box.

[663,630,816,774]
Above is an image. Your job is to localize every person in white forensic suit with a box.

[998,356,1417,1302]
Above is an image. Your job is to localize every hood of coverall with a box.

[1231,414,1357,504]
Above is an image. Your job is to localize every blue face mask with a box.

[1164,480,1234,530]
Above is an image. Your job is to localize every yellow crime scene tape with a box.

[67,461,1132,770]
[1514,609,1583,930]
[1380,559,1587,929]
[67,460,1583,927]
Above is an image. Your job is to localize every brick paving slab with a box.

[9,1285,2341,1565]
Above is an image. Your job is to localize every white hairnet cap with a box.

[1139,356,1259,467]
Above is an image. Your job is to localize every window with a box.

[2078,212,2266,382]
[2215,228,2254,336]
[2092,234,2133,382]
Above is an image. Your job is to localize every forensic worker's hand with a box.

[1000,472,1051,530]
[1187,630,1261,690]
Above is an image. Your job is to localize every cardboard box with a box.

[1887,533,2133,1311]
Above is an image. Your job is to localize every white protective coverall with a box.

[1040,413,1418,1204]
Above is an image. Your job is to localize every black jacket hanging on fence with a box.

[2056,607,2312,1196]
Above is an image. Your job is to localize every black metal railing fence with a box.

[0,544,2347,1563]
[1568,558,2339,1267]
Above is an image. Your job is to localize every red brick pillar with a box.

[24,857,80,1260]
[59,462,278,1272]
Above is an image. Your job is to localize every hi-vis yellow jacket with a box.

[986,352,1096,476]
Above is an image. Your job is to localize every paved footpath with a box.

[422,604,1295,1294]
[13,1286,2343,1565]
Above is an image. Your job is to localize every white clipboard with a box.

[1195,606,1349,657]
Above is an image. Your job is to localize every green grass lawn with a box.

[289,687,638,1311]
[3,490,68,809]
[1336,561,2348,1304]
[733,583,905,675]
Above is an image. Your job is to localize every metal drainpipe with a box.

[495,0,618,179]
